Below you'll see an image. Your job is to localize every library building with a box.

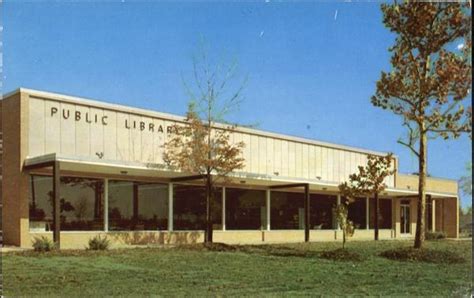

[1,88,459,249]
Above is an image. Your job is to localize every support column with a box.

[336,195,341,230]
[304,184,310,242]
[366,196,370,230]
[168,183,173,232]
[53,161,61,248]
[266,189,271,231]
[104,179,109,232]
[432,198,436,232]
[133,183,139,225]
[222,187,226,231]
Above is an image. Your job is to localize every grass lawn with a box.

[2,240,472,296]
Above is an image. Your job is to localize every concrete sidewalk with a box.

[1,246,30,253]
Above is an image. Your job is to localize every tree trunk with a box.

[374,192,379,241]
[342,231,346,249]
[414,130,427,249]
[205,173,213,243]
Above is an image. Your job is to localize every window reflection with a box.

[271,191,304,230]
[310,194,337,230]
[344,197,367,229]
[226,188,265,230]
[173,185,222,230]
[29,175,104,231]
[369,198,392,229]
[108,181,168,231]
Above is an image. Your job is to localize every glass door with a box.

[400,203,410,234]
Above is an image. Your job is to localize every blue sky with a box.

[3,1,472,207]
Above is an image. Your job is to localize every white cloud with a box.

[457,43,464,50]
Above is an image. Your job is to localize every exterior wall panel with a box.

[103,110,117,160]
[28,98,45,157]
[74,105,91,157]
[90,107,104,159]
[116,113,130,161]
[273,139,282,175]
[25,94,400,186]
[44,100,61,155]
[281,140,289,177]
[59,102,76,156]
[266,138,274,175]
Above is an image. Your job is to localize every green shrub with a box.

[320,248,363,262]
[87,235,110,250]
[32,236,56,252]
[425,231,447,240]
[380,247,464,264]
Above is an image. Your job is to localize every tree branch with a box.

[397,139,420,157]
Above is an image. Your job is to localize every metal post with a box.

[222,187,226,231]
[366,196,370,230]
[304,184,310,242]
[104,179,109,232]
[133,183,139,225]
[266,189,271,231]
[432,198,436,232]
[53,161,61,248]
[168,183,173,231]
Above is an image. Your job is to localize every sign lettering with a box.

[49,107,178,133]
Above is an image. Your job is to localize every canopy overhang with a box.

[23,153,458,200]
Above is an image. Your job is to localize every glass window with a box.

[29,175,104,231]
[311,194,337,230]
[369,198,392,229]
[344,197,367,229]
[226,188,265,230]
[108,181,168,231]
[271,191,304,230]
[173,185,222,230]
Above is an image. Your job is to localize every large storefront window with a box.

[226,188,265,230]
[369,198,392,229]
[271,191,304,229]
[311,194,337,230]
[108,181,168,231]
[29,175,104,231]
[344,197,366,229]
[173,185,222,230]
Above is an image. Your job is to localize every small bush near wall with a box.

[32,236,56,252]
[425,231,447,240]
[87,235,110,250]
[320,248,363,262]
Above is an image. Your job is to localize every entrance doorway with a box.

[400,200,411,234]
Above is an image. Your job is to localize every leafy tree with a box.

[372,2,472,248]
[339,154,395,240]
[163,44,247,243]
[333,203,354,249]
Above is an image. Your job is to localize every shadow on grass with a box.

[179,243,367,262]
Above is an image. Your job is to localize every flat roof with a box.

[4,87,393,157]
